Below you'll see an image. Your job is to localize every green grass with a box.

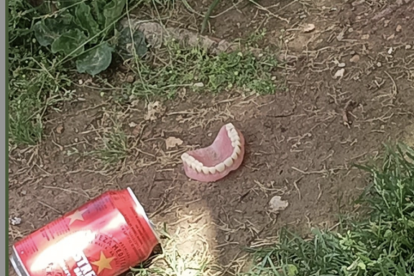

[8,0,283,148]
[242,143,414,276]
[118,40,281,100]
[95,126,129,164]
[8,0,72,146]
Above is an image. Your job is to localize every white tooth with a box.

[234,145,241,155]
[188,156,197,163]
[224,158,234,167]
[202,167,210,174]
[195,165,202,173]
[209,167,217,174]
[225,123,235,131]
[215,163,226,173]
[231,150,239,159]
[230,133,240,142]
[232,140,241,148]
[181,153,189,161]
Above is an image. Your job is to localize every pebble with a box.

[334,68,345,79]
[350,55,360,63]
[406,45,412,50]
[126,75,135,83]
[396,25,402,32]
[11,217,22,226]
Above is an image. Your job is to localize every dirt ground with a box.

[8,0,414,275]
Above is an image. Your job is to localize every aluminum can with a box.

[10,187,159,276]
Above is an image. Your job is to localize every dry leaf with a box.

[303,23,315,33]
[165,137,183,149]
[269,196,289,213]
[145,101,165,121]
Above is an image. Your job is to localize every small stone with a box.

[361,34,370,40]
[377,62,382,67]
[11,217,22,226]
[78,79,83,85]
[126,75,135,83]
[387,34,395,40]
[128,122,137,128]
[338,63,346,68]
[20,190,26,196]
[303,23,316,33]
[56,124,64,134]
[348,28,354,33]
[334,68,345,79]
[406,45,412,50]
[269,196,289,213]
[388,47,393,55]
[350,55,360,63]
[396,25,402,32]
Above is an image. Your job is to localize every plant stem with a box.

[200,0,221,35]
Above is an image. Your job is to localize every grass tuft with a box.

[120,41,281,100]
[96,126,130,164]
[243,143,414,276]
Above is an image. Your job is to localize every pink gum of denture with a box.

[181,123,245,182]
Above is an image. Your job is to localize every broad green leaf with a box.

[117,26,147,59]
[74,2,100,43]
[33,15,75,46]
[91,0,108,27]
[51,29,87,57]
[56,0,83,9]
[76,42,113,76]
[103,0,126,28]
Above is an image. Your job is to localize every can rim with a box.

[126,187,160,243]
[10,246,28,276]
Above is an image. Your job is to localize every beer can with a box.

[10,187,160,276]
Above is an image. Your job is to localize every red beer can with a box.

[10,187,159,276]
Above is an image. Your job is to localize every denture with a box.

[181,123,245,182]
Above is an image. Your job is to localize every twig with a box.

[38,201,62,215]
[384,71,398,95]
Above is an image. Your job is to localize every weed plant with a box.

[243,144,414,276]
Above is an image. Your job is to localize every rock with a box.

[396,25,402,32]
[334,68,345,79]
[11,217,22,226]
[269,196,289,213]
[303,23,316,33]
[126,75,135,83]
[165,137,183,149]
[350,55,360,63]
[56,124,64,134]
